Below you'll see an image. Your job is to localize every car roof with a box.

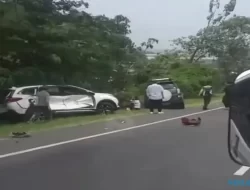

[151,78,172,81]
[151,78,174,84]
[235,70,250,84]
[9,85,91,92]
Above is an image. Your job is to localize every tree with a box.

[207,16,250,77]
[0,0,147,92]
[172,0,237,63]
[0,0,225,102]
[139,38,159,52]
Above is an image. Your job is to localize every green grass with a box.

[184,93,223,107]
[0,94,223,137]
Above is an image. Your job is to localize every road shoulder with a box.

[0,105,223,156]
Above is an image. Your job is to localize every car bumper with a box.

[6,103,27,115]
[0,106,7,114]
[115,105,120,110]
[162,96,184,106]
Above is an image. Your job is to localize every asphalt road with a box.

[0,106,249,190]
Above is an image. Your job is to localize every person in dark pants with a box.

[149,99,163,113]
[222,82,233,108]
[146,82,165,114]
[199,85,213,110]
[35,86,52,120]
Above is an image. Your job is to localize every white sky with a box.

[86,0,250,50]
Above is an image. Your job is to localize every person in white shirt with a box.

[130,96,141,110]
[146,82,165,114]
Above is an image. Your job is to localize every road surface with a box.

[0,106,249,189]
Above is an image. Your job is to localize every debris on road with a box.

[10,132,31,138]
[181,117,201,127]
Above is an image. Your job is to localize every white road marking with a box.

[234,166,250,176]
[0,107,223,159]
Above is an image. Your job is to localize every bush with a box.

[168,64,221,98]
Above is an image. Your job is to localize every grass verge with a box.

[185,93,223,107]
[0,94,223,137]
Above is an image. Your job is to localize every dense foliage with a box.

[172,0,250,79]
[0,0,249,104]
[0,0,147,93]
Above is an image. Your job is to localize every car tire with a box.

[176,102,185,109]
[5,111,23,123]
[97,101,116,114]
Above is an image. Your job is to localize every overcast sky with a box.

[86,0,250,50]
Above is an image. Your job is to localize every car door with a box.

[59,86,95,110]
[46,86,67,111]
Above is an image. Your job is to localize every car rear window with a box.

[158,82,176,89]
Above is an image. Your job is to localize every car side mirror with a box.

[228,70,250,166]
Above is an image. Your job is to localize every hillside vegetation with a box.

[0,0,249,104]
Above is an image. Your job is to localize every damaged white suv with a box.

[1,85,119,120]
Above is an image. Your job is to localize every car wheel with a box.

[97,101,116,114]
[176,102,185,109]
[5,111,23,123]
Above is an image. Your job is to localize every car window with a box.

[20,88,36,95]
[159,83,176,89]
[46,86,60,96]
[60,86,87,95]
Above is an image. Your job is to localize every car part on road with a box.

[10,132,31,138]
[181,117,201,126]
[228,69,250,166]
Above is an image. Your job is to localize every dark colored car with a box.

[144,78,185,109]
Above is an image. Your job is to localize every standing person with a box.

[146,82,165,114]
[222,82,233,108]
[199,85,213,110]
[35,86,52,120]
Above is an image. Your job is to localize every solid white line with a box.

[234,166,250,176]
[0,107,223,159]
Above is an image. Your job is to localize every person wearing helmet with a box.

[199,85,212,110]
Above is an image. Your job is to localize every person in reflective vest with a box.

[199,85,212,110]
